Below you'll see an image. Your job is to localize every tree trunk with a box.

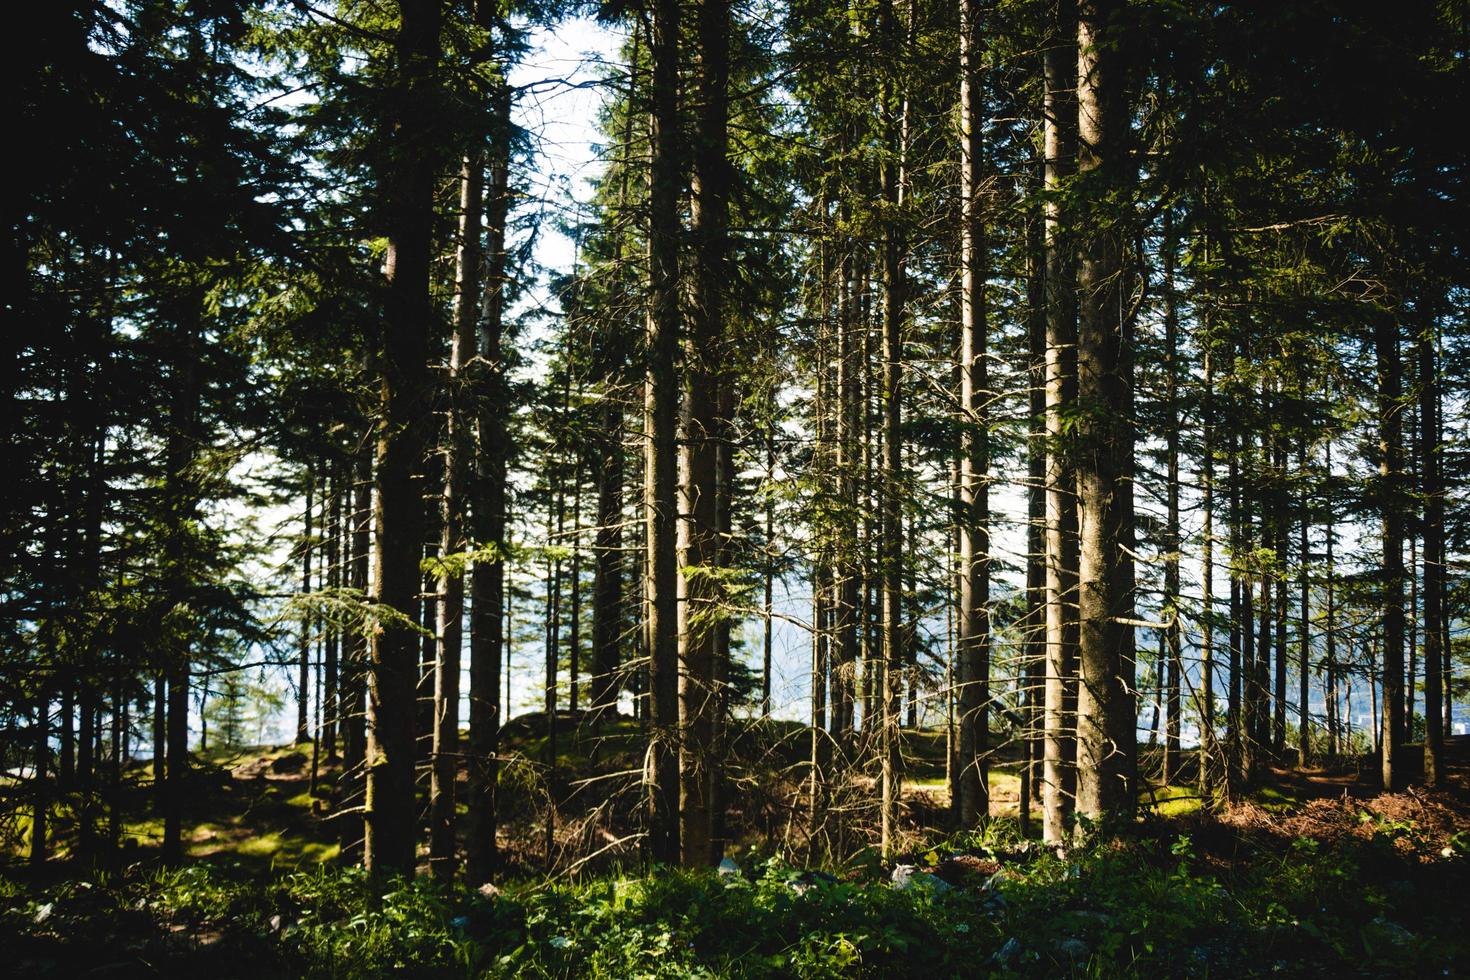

[1074,0,1134,822]
[1298,435,1311,767]
[1023,164,1047,834]
[878,0,909,860]
[1199,297,1218,798]
[1041,0,1079,843]
[1376,315,1405,790]
[644,0,682,865]
[298,470,314,744]
[1419,318,1444,784]
[955,0,990,829]
[325,470,342,762]
[1162,211,1181,784]
[429,128,483,879]
[339,436,372,862]
[467,79,510,886]
[364,0,441,876]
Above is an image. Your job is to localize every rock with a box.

[1369,917,1414,945]
[788,870,838,896]
[992,937,1022,966]
[1055,937,1091,961]
[890,864,953,894]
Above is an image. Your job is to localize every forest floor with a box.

[3,722,1469,977]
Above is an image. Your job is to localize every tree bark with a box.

[644,0,682,864]
[1074,0,1134,822]
[1041,0,1079,843]
[1375,314,1405,791]
[429,125,483,878]
[467,79,510,886]
[956,0,991,828]
[298,470,314,744]
[364,0,441,876]
[1419,317,1444,785]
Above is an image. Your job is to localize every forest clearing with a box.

[8,0,1470,975]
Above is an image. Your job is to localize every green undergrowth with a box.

[3,818,1464,979]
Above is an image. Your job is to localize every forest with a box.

[5,0,1470,976]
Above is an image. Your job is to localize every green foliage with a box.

[5,822,1467,978]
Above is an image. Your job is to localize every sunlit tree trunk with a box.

[1419,316,1445,785]
[955,0,991,828]
[1375,315,1405,790]
[1074,0,1134,822]
[1041,0,1079,844]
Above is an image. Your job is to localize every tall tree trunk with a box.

[364,0,441,876]
[1198,297,1218,798]
[570,468,582,714]
[31,690,48,865]
[878,0,909,859]
[325,470,342,762]
[1419,318,1445,784]
[1227,430,1243,795]
[1074,0,1134,822]
[298,470,314,744]
[955,0,991,829]
[340,437,371,862]
[833,239,858,754]
[162,298,203,865]
[1041,0,1079,843]
[1298,435,1311,767]
[1023,166,1047,834]
[429,128,483,879]
[674,0,730,869]
[544,467,564,869]
[1162,211,1181,784]
[644,0,682,865]
[762,420,775,719]
[1376,315,1405,791]
[467,79,510,886]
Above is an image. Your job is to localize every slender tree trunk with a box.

[878,0,909,859]
[762,421,775,718]
[340,437,371,862]
[325,470,341,762]
[644,0,682,864]
[1199,306,1217,798]
[1227,430,1243,794]
[674,0,730,869]
[298,470,314,744]
[1376,315,1405,790]
[1325,438,1339,758]
[161,299,203,865]
[956,0,990,828]
[467,79,510,886]
[1162,211,1181,784]
[1298,436,1311,767]
[834,238,858,754]
[1074,0,1134,822]
[570,468,583,714]
[1023,166,1047,834]
[364,0,441,876]
[1420,318,1445,784]
[1041,0,1079,843]
[544,469,564,869]
[31,691,47,865]
[429,133,483,879]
